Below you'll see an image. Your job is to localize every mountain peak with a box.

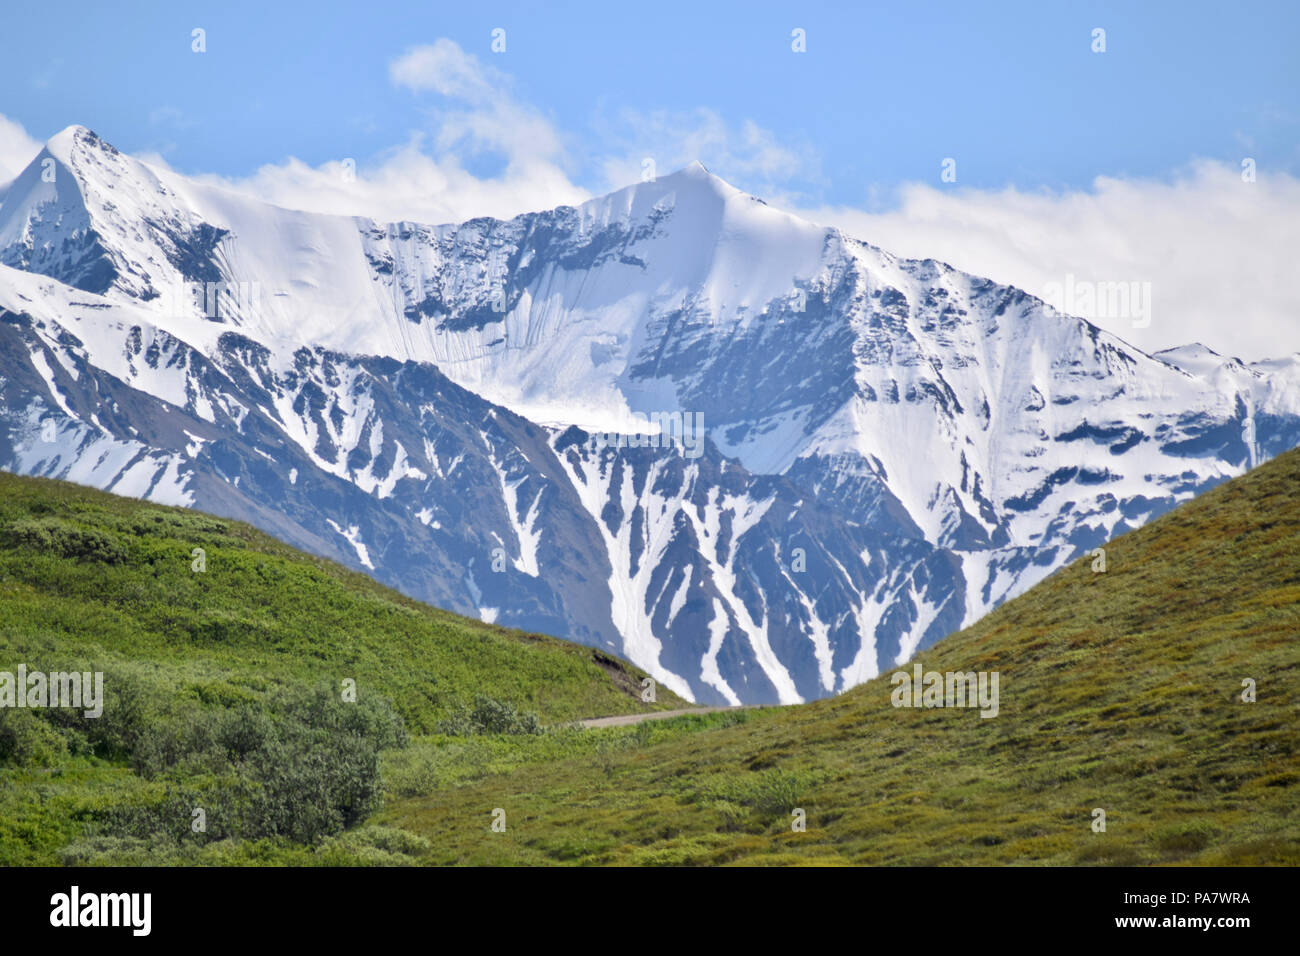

[2,122,1299,710]
[651,160,738,199]
[44,125,117,163]
[1156,342,1221,359]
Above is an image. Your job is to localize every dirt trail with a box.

[579,706,750,729]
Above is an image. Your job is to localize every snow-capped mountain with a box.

[2,125,1297,704]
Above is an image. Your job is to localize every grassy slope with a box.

[0,471,686,727]
[382,447,1300,865]
[0,471,687,863]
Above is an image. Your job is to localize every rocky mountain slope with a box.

[2,125,1297,703]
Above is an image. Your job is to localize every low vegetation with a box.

[2,444,1297,865]
[380,447,1300,865]
[0,472,685,865]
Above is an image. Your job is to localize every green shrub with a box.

[381,741,444,798]
[702,769,822,822]
[436,695,543,736]
[60,836,171,866]
[2,518,128,564]
[71,682,408,848]
[0,708,68,766]
[1153,821,1219,854]
[324,824,429,859]
[714,800,751,833]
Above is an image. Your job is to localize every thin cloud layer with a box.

[0,113,41,186]
[1,34,1297,362]
[388,40,571,183]
[175,40,591,225]
[180,140,589,226]
[595,106,821,202]
[801,163,1300,361]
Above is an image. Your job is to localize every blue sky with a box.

[2,0,1297,201]
[1,1,1298,358]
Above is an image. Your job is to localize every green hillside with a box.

[380,447,1300,865]
[0,471,687,865]
[3,443,1297,867]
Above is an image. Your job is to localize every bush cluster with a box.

[1,671,407,847]
[435,694,543,736]
[1,518,128,564]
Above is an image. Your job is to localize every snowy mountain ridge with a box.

[2,125,1297,704]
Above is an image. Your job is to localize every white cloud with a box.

[594,107,820,199]
[0,113,42,184]
[799,162,1300,361]
[6,43,1299,365]
[162,43,818,227]
[389,39,500,102]
[390,40,567,165]
[175,138,588,226]
[156,41,590,226]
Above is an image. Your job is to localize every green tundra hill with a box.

[380,446,1300,865]
[0,471,686,864]
[2,443,1298,866]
